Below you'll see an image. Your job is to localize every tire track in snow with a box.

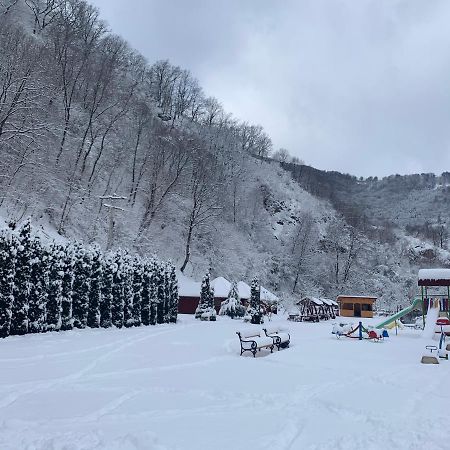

[0,324,196,409]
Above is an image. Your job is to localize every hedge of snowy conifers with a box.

[0,220,178,338]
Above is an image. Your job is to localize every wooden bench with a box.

[236,329,274,357]
[288,313,301,322]
[263,326,290,350]
[300,314,320,323]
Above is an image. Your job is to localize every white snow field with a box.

[0,315,448,450]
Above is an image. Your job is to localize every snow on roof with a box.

[177,274,279,301]
[211,277,232,298]
[337,295,377,300]
[418,269,450,286]
[237,281,251,299]
[298,296,323,305]
[260,286,279,303]
[320,298,334,306]
[176,272,201,297]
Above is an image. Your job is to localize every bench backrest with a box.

[264,326,287,335]
[237,328,261,339]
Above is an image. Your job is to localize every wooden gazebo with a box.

[296,296,334,322]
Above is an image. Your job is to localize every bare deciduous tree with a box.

[180,152,222,272]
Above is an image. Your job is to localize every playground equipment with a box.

[332,321,387,341]
[437,328,448,360]
[421,326,448,364]
[421,346,440,364]
[435,317,450,336]
[376,269,450,332]
[374,297,422,329]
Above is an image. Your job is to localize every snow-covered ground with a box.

[0,315,448,450]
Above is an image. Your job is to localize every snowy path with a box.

[0,315,448,449]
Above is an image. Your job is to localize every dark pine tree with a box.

[11,219,32,335]
[163,263,171,323]
[196,272,216,320]
[141,259,151,326]
[72,244,91,329]
[0,231,16,338]
[60,245,74,331]
[168,263,178,323]
[100,252,114,328]
[28,239,48,333]
[156,261,165,324]
[87,246,102,328]
[131,256,143,327]
[111,250,124,328]
[149,258,158,326]
[123,253,134,328]
[46,244,65,332]
[249,277,263,325]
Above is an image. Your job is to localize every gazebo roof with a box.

[418,269,450,287]
[337,295,377,302]
[320,298,335,306]
[297,296,323,306]
[237,281,251,299]
[211,277,232,298]
[261,286,279,303]
[177,272,201,297]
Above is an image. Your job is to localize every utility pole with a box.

[99,194,126,250]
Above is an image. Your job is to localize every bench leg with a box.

[270,345,274,353]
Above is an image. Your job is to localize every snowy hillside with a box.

[0,1,448,310]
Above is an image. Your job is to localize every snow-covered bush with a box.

[219,281,245,319]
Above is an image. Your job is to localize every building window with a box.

[342,303,353,310]
[361,304,372,311]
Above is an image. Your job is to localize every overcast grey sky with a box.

[90,0,450,177]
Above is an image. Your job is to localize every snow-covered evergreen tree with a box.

[11,219,32,335]
[45,244,64,331]
[196,272,216,321]
[195,272,209,319]
[72,243,91,329]
[100,252,114,328]
[162,263,171,323]
[248,277,263,324]
[28,238,48,334]
[60,245,74,331]
[141,258,151,326]
[219,281,245,319]
[87,246,102,328]
[156,261,165,324]
[207,285,217,321]
[131,256,143,327]
[0,231,16,338]
[123,253,134,328]
[111,250,124,328]
[149,258,158,326]
[167,263,178,323]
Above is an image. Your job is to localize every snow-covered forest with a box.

[0,0,449,311]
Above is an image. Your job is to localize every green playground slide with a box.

[375,297,422,329]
